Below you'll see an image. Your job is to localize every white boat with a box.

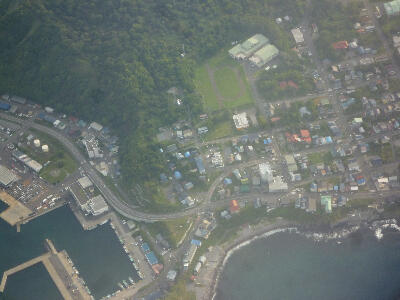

[118,283,124,290]
[129,277,134,284]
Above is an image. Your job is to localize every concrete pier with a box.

[0,191,32,226]
[0,239,90,300]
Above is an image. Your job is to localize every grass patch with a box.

[308,151,333,165]
[204,120,234,141]
[214,67,242,99]
[195,64,220,111]
[145,217,192,248]
[19,129,77,184]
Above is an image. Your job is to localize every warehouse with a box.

[12,149,43,173]
[0,165,18,187]
[291,28,304,44]
[249,44,279,67]
[229,34,269,59]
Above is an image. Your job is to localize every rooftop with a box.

[229,34,269,58]
[249,44,279,67]
[78,176,93,189]
[0,165,18,187]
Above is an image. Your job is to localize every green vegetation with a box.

[370,142,394,163]
[194,50,254,112]
[0,0,305,209]
[257,53,314,101]
[308,151,333,165]
[146,217,192,248]
[19,130,77,184]
[312,0,361,61]
[164,279,196,300]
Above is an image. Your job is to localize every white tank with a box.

[42,144,49,152]
[33,139,41,147]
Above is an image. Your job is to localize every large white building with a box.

[291,28,304,44]
[259,162,273,183]
[0,165,18,187]
[233,112,249,129]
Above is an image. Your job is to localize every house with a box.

[321,195,332,213]
[285,155,298,172]
[332,41,349,49]
[194,156,206,174]
[291,28,304,44]
[233,112,249,129]
[89,122,103,131]
[230,200,240,214]
[268,177,288,192]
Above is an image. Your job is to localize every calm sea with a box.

[0,205,139,299]
[216,230,400,300]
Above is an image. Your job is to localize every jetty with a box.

[0,191,32,226]
[0,239,91,300]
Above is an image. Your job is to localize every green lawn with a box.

[194,49,254,112]
[205,120,234,141]
[146,217,192,248]
[308,151,333,165]
[19,130,77,184]
[195,64,220,111]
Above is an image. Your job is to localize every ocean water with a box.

[0,201,8,213]
[0,205,139,299]
[216,230,400,300]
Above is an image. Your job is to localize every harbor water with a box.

[0,205,139,299]
[216,229,400,300]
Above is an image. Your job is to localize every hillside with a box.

[0,0,305,198]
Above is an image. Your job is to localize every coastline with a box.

[205,215,400,300]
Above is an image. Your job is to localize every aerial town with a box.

[1,0,400,299]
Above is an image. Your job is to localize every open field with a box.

[194,50,254,112]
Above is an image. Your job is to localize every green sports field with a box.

[194,50,254,112]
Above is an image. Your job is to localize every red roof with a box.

[287,80,299,89]
[303,137,312,143]
[279,81,288,89]
[270,117,281,122]
[300,129,310,138]
[332,41,348,49]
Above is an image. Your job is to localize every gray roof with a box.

[0,165,18,186]
[229,34,270,58]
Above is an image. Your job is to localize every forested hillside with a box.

[0,0,304,191]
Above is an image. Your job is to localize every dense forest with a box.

[0,0,305,197]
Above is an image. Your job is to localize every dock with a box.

[0,239,90,300]
[0,191,32,226]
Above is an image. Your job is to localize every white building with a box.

[88,195,108,216]
[89,122,103,132]
[259,162,273,183]
[233,112,249,129]
[291,28,304,44]
[78,176,93,189]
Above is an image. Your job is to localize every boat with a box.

[129,257,134,262]
[118,283,124,290]
[123,280,128,288]
[129,277,134,284]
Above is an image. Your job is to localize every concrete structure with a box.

[0,191,32,226]
[0,165,18,187]
[183,244,198,269]
[42,144,49,152]
[321,195,332,213]
[33,139,41,147]
[69,183,90,212]
[384,0,400,16]
[259,162,273,183]
[268,177,288,193]
[12,149,43,173]
[88,195,109,216]
[78,176,93,189]
[291,28,304,44]
[285,155,298,172]
[233,112,249,129]
[249,44,279,67]
[228,34,269,59]
[89,122,103,131]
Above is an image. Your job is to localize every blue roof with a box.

[0,101,10,111]
[174,171,182,180]
[141,243,150,253]
[184,151,191,158]
[224,178,232,185]
[325,136,333,143]
[145,251,158,265]
[191,239,202,246]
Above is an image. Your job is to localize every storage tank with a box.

[33,139,41,147]
[42,144,49,152]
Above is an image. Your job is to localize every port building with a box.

[0,165,18,187]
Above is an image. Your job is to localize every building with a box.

[89,122,103,131]
[268,177,288,193]
[0,165,18,187]
[249,44,279,67]
[228,34,269,59]
[12,150,42,173]
[194,156,206,175]
[233,112,249,129]
[69,183,90,212]
[0,101,11,111]
[285,155,298,172]
[87,195,108,216]
[321,195,332,213]
[167,270,177,281]
[384,0,400,16]
[307,197,317,213]
[291,28,304,44]
[259,162,273,183]
[183,244,198,269]
[78,176,93,189]
[393,35,400,48]
[230,200,240,214]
